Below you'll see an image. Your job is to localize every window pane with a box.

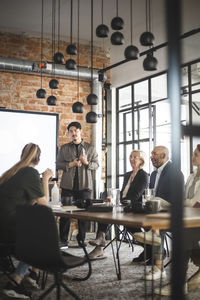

[192,92,200,126]
[119,144,124,174]
[151,74,167,101]
[134,80,148,105]
[126,144,133,172]
[191,63,200,85]
[119,112,124,142]
[118,86,132,110]
[154,100,171,148]
[138,108,150,139]
[139,142,150,174]
[125,112,133,141]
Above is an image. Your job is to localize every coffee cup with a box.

[61,196,74,206]
[145,200,160,213]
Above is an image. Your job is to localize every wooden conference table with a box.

[53,206,200,231]
[53,206,200,281]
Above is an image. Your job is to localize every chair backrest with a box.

[16,204,65,271]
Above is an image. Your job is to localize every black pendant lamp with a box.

[47,0,57,105]
[140,0,155,46]
[143,52,158,71]
[86,111,97,123]
[72,0,84,113]
[66,0,77,70]
[53,0,64,64]
[96,0,109,38]
[86,0,98,123]
[110,0,124,45]
[36,0,46,99]
[47,95,57,105]
[124,0,139,60]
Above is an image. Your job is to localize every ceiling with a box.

[0,0,200,87]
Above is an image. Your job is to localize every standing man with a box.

[56,121,99,248]
[133,145,184,279]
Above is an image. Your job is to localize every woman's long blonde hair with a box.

[0,143,41,185]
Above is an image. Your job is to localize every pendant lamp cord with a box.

[58,0,60,51]
[116,0,118,17]
[70,0,73,45]
[101,0,103,24]
[77,0,80,101]
[91,0,93,93]
[40,0,44,88]
[130,0,133,45]
[52,0,56,90]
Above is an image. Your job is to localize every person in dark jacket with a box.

[88,149,149,260]
[133,145,185,280]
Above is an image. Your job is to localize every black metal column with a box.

[166,0,185,299]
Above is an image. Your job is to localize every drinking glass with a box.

[144,188,155,202]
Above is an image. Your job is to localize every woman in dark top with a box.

[88,149,149,260]
[0,143,53,299]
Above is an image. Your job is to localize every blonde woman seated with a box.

[0,143,53,299]
[88,149,149,260]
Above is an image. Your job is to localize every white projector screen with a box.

[0,109,58,179]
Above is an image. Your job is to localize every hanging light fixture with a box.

[66,0,77,70]
[86,0,98,123]
[141,0,158,71]
[36,0,46,99]
[111,0,124,30]
[53,0,64,64]
[124,0,139,60]
[140,0,155,46]
[96,0,109,38]
[72,0,84,113]
[143,52,158,71]
[47,0,57,105]
[110,0,124,45]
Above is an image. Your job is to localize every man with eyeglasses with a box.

[56,121,99,248]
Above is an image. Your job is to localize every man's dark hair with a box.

[197,144,200,152]
[67,121,82,131]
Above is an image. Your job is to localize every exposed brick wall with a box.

[0,32,110,149]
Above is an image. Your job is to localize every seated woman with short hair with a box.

[88,149,149,260]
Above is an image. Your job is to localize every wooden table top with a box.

[53,207,200,230]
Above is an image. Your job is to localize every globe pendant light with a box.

[53,0,64,64]
[140,31,154,46]
[86,111,98,123]
[36,88,46,99]
[66,44,77,55]
[110,0,124,45]
[48,0,58,105]
[47,95,57,106]
[140,0,155,46]
[143,52,158,71]
[96,0,109,38]
[36,0,46,99]
[111,0,124,30]
[72,0,84,114]
[66,0,77,70]
[124,0,139,60]
[65,58,77,70]
[86,0,98,123]
[49,78,59,89]
[111,32,124,45]
[53,52,64,64]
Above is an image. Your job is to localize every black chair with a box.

[15,205,92,300]
[0,241,15,280]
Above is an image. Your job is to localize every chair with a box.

[15,205,92,300]
[0,241,15,280]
